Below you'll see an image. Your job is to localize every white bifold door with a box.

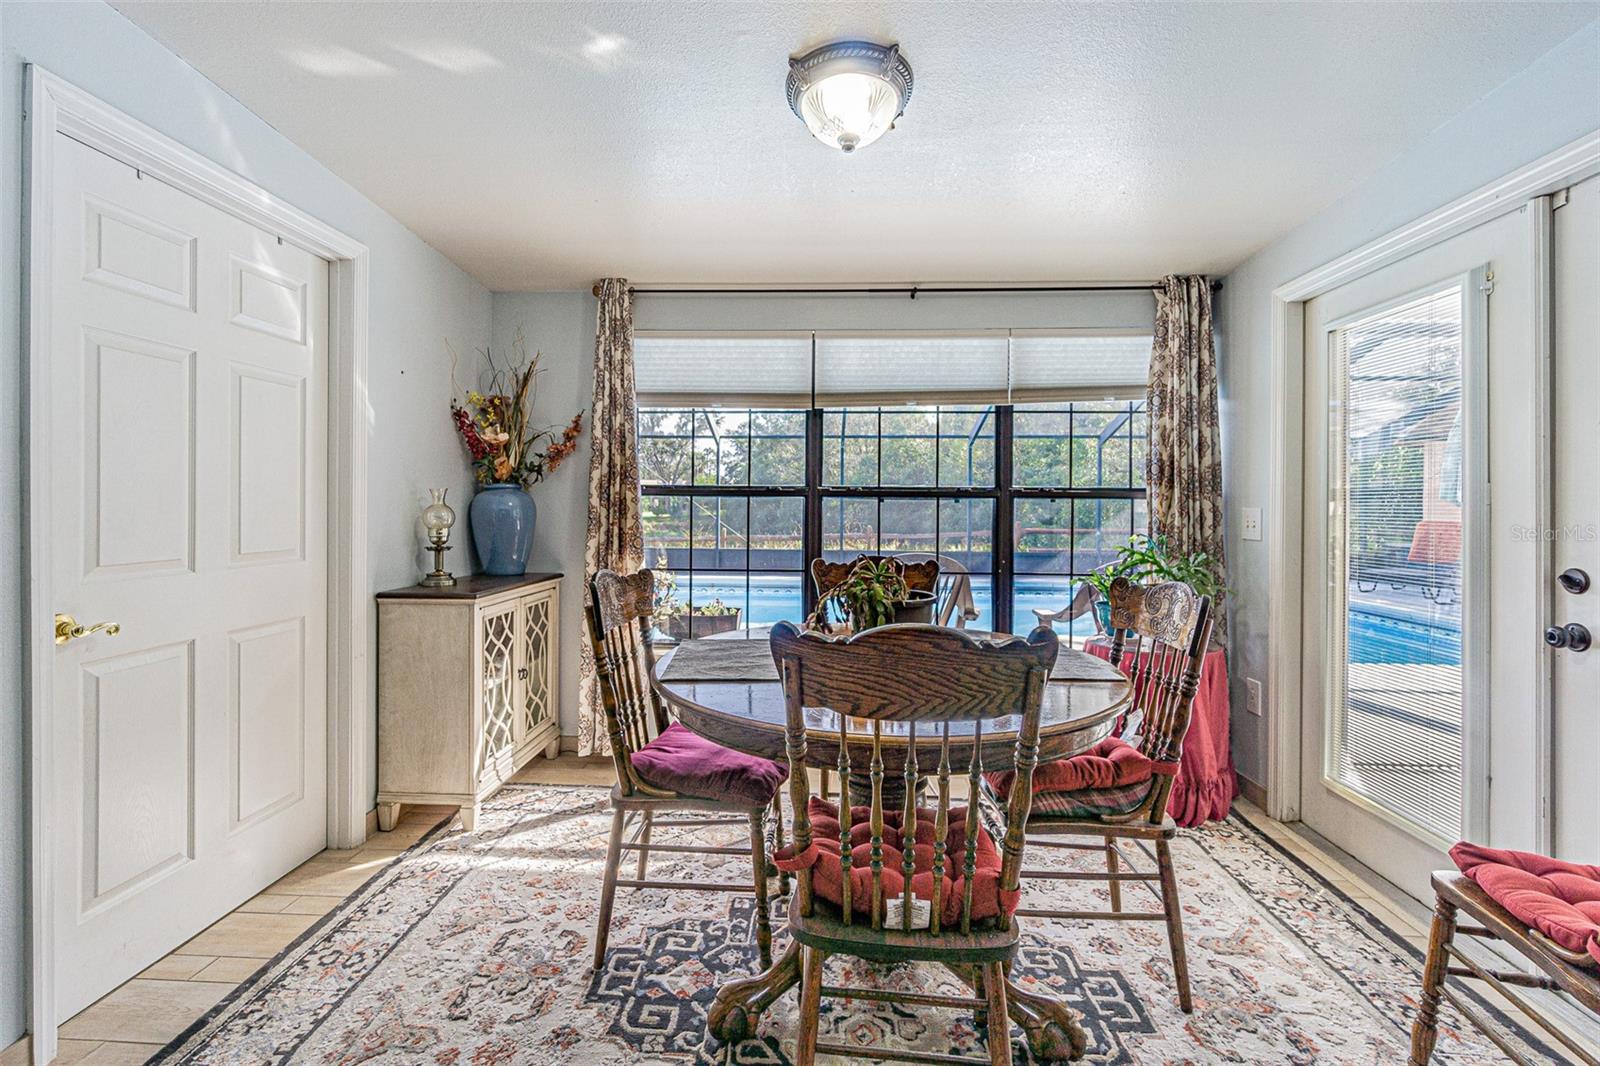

[48,133,329,1017]
[1300,183,1599,899]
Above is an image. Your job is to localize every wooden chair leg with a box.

[819,766,832,801]
[797,946,824,1066]
[749,809,774,970]
[771,793,791,896]
[1409,893,1458,1066]
[984,960,1013,1066]
[594,806,626,969]
[1106,836,1122,912]
[1156,837,1192,1012]
[635,810,654,881]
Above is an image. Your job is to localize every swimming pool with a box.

[670,572,1083,637]
[669,572,1462,664]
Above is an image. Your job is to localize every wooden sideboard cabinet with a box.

[376,572,562,831]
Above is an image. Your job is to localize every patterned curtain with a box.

[1147,275,1227,636]
[579,279,644,755]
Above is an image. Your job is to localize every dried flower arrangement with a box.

[450,328,584,488]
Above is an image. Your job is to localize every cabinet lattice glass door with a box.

[481,602,519,761]
[522,593,553,735]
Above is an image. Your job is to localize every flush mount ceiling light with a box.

[786,40,913,153]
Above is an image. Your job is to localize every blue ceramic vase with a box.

[470,483,536,576]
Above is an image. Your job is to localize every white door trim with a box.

[1263,128,1600,824]
[23,65,371,1063]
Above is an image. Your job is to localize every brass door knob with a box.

[54,613,122,645]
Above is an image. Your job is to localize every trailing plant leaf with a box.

[1088,534,1229,600]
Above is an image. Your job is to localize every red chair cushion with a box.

[1451,842,1600,964]
[985,736,1173,800]
[774,797,1017,925]
[1017,779,1155,819]
[629,722,788,806]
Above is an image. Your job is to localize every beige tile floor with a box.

[10,758,1590,1064]
[34,804,459,1065]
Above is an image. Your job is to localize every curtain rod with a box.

[589,281,1222,298]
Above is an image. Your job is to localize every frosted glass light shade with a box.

[797,72,900,153]
[787,41,912,154]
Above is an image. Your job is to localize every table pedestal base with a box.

[706,942,802,1044]
[706,942,1088,1061]
[843,770,909,812]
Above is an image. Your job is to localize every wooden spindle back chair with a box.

[810,554,942,798]
[771,620,1059,1066]
[588,568,669,795]
[1411,870,1600,1065]
[1101,576,1214,825]
[1012,576,1212,1013]
[585,568,781,971]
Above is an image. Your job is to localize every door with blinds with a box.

[1300,208,1540,897]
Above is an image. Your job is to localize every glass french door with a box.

[1301,208,1537,898]
[1551,175,1600,863]
[1325,285,1473,842]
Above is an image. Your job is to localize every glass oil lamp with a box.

[419,488,457,587]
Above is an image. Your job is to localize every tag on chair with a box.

[885,897,931,930]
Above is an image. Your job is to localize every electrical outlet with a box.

[1241,507,1263,542]
[1245,678,1263,716]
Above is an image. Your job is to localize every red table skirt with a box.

[1085,640,1237,827]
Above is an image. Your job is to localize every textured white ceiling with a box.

[113,1,1599,291]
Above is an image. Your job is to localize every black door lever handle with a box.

[1546,623,1592,652]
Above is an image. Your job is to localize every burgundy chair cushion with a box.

[1451,842,1600,964]
[986,736,1170,800]
[774,796,1017,925]
[1018,779,1155,819]
[629,722,788,806]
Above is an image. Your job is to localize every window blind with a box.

[1009,331,1153,401]
[813,332,1011,406]
[1331,284,1465,843]
[633,333,812,408]
[634,329,1153,407]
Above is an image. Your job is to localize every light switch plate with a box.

[1241,507,1263,541]
[1246,678,1263,716]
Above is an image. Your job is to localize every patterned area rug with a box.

[154,784,1549,1064]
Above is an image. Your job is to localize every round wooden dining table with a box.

[649,627,1133,1061]
[653,627,1131,783]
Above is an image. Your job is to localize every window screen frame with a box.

[639,401,1150,636]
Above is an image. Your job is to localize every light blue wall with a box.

[1217,19,1600,790]
[491,288,1159,740]
[0,2,491,1043]
[487,292,598,745]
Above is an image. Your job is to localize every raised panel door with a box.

[49,133,329,1017]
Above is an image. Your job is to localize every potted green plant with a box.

[1089,535,1228,632]
[807,557,937,633]
[651,570,744,640]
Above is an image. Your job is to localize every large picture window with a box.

[636,332,1151,641]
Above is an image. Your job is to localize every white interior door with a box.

[1550,175,1600,862]
[1300,208,1538,898]
[49,133,329,1018]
